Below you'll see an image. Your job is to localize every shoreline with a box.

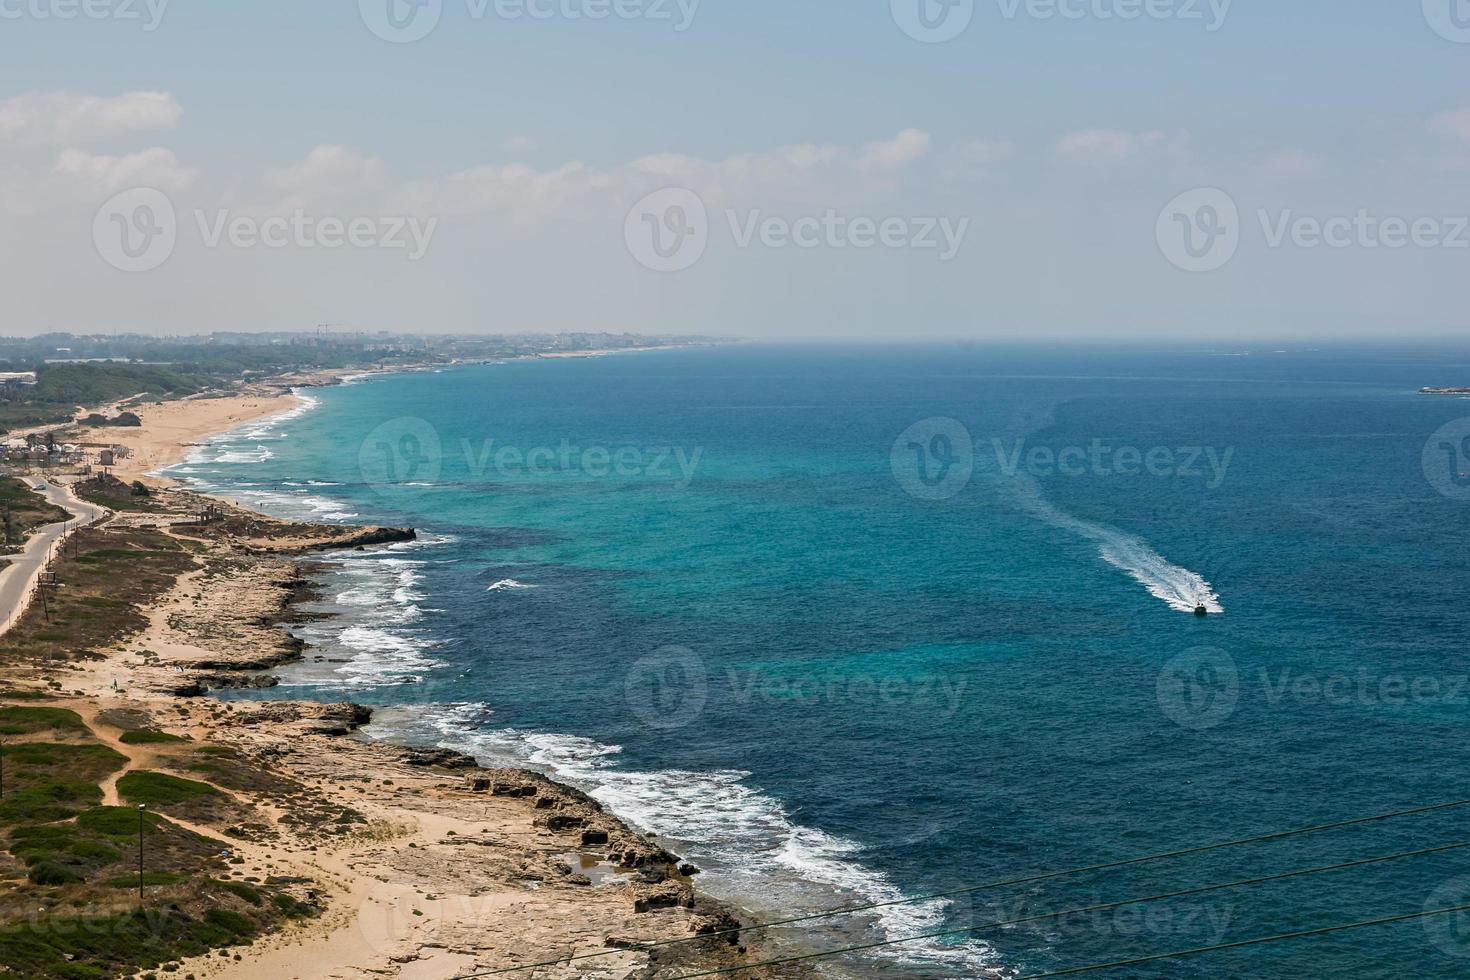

[0,354,814,980]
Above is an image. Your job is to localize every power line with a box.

[1014,905,1470,979]
[452,797,1470,979]
[662,840,1470,979]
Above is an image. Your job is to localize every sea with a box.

[169,343,1470,979]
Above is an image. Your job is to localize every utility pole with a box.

[138,804,147,903]
[0,736,6,799]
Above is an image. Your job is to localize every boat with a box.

[1194,603,1209,617]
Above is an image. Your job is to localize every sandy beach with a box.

[0,372,801,980]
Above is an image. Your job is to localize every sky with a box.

[1,0,1468,340]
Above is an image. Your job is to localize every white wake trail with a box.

[1008,476,1223,615]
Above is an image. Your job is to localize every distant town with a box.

[0,329,722,441]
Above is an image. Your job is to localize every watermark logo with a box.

[625,188,708,273]
[995,0,1231,30]
[0,0,169,29]
[93,187,178,273]
[360,0,443,43]
[361,0,699,42]
[1156,188,1240,273]
[992,438,1234,489]
[891,417,975,501]
[1160,189,1470,272]
[891,0,974,43]
[1424,418,1470,501]
[625,187,969,271]
[359,417,444,490]
[625,645,708,730]
[1156,647,1239,731]
[1425,878,1470,958]
[1424,0,1470,43]
[92,187,437,270]
[194,209,437,260]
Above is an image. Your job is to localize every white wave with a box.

[332,626,444,683]
[213,446,274,464]
[487,578,536,592]
[372,705,1002,978]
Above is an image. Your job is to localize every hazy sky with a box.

[1,0,1468,339]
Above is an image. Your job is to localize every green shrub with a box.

[0,706,85,733]
[75,806,161,838]
[115,772,216,808]
[0,781,103,823]
[102,872,185,888]
[215,881,261,905]
[29,860,84,885]
[120,731,186,745]
[202,908,254,937]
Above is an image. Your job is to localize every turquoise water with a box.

[184,344,1470,978]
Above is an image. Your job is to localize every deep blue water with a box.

[186,344,1470,978]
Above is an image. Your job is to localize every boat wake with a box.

[1007,475,1222,615]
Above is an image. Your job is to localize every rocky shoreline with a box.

[10,479,808,978]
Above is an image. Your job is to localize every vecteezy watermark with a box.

[1156,647,1239,731]
[958,893,1234,945]
[1158,648,1470,731]
[1424,418,1470,502]
[992,438,1234,489]
[624,188,969,273]
[0,0,168,30]
[92,187,438,272]
[891,419,1233,500]
[1158,188,1470,272]
[357,418,704,493]
[359,417,445,488]
[890,0,975,43]
[359,0,700,43]
[624,188,709,274]
[625,646,708,730]
[624,646,969,731]
[458,436,702,487]
[891,418,976,501]
[890,0,1231,43]
[1155,187,1241,273]
[1425,878,1470,959]
[92,187,177,273]
[195,210,437,261]
[1423,0,1470,43]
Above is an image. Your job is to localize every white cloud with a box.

[1430,106,1470,144]
[1054,128,1170,161]
[0,91,181,147]
[857,129,932,171]
[52,147,197,191]
[267,145,390,193]
[1257,149,1325,181]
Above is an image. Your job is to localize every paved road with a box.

[0,478,109,635]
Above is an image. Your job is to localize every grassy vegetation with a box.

[0,337,401,437]
[72,474,165,514]
[0,478,70,553]
[0,525,196,666]
[120,730,187,745]
[116,772,217,808]
[0,706,86,735]
[0,707,319,979]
